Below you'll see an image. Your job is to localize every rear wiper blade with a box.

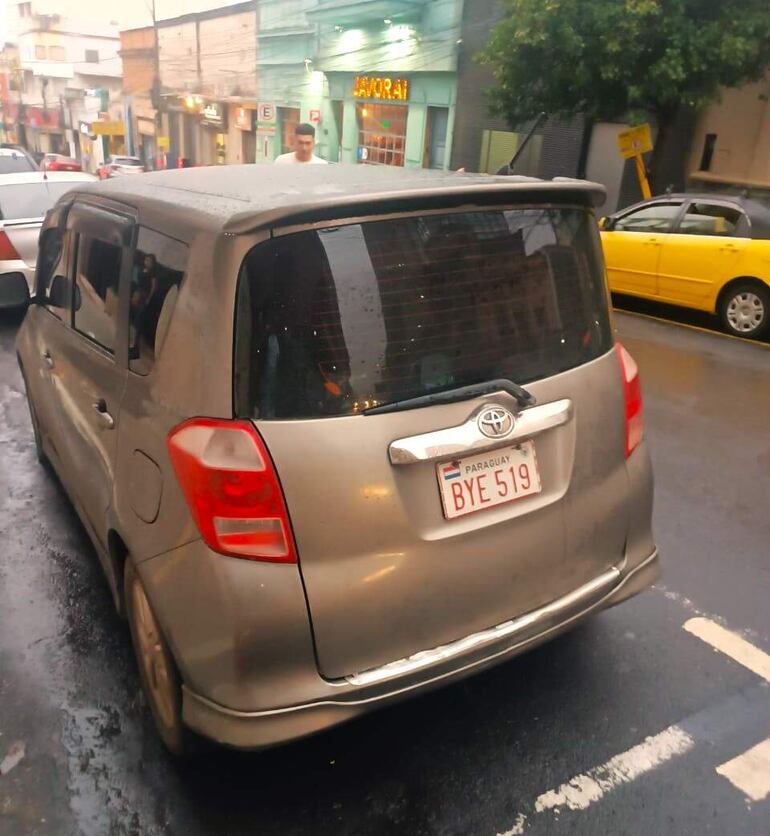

[363,378,536,416]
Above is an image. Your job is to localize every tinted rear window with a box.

[0,154,36,174]
[0,181,84,220]
[235,208,612,419]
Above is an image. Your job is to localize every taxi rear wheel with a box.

[719,282,770,339]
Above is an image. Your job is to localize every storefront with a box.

[228,105,256,164]
[24,107,65,154]
[323,73,457,169]
[199,101,227,166]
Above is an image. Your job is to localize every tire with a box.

[124,560,192,755]
[719,281,770,339]
[21,371,48,465]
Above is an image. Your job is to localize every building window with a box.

[85,49,99,63]
[34,45,47,60]
[279,107,300,154]
[356,103,407,166]
[49,45,65,61]
[699,133,717,172]
[19,3,32,17]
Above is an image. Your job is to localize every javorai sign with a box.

[352,76,410,101]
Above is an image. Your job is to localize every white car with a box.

[0,170,97,307]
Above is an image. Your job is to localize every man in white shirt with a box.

[274,123,328,165]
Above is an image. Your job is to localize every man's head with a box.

[294,123,316,162]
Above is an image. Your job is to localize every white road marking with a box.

[716,738,770,802]
[533,725,694,813]
[683,617,770,682]
[683,616,770,802]
[0,740,25,775]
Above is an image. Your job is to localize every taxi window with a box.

[677,203,745,237]
[614,202,683,233]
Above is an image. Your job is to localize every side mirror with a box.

[0,271,31,309]
[48,274,79,309]
[598,216,614,231]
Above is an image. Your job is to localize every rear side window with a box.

[74,235,123,353]
[235,208,612,419]
[0,154,35,175]
[0,181,86,220]
[129,227,187,374]
[677,202,745,237]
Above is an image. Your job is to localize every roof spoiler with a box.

[223,179,608,235]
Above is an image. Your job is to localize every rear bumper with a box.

[182,547,660,749]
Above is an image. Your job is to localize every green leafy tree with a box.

[481,0,770,190]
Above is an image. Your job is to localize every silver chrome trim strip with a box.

[345,566,620,686]
[389,398,573,465]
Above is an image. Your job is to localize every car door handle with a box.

[42,350,54,368]
[644,239,661,246]
[92,399,115,430]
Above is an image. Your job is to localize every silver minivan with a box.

[10,165,658,753]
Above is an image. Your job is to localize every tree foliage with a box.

[481,0,770,127]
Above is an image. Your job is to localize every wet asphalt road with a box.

[1,308,769,836]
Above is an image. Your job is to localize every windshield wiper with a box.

[363,378,536,416]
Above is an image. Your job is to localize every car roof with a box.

[76,163,606,235]
[616,192,770,238]
[0,171,96,185]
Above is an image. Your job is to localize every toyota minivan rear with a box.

[16,165,657,752]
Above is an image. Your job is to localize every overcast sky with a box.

[1,0,244,40]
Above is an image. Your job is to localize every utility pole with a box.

[150,0,163,168]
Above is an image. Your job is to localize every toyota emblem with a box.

[477,405,515,439]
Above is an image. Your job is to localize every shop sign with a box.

[79,121,92,135]
[309,108,321,124]
[258,102,276,123]
[200,102,224,127]
[353,76,409,101]
[236,107,256,131]
[25,107,62,129]
[92,119,125,136]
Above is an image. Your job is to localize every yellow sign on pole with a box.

[157,136,170,151]
[617,123,653,159]
[91,120,125,136]
[618,123,653,199]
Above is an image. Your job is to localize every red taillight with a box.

[47,161,61,170]
[616,342,644,458]
[167,418,297,562]
[0,230,21,261]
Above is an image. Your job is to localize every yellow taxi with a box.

[600,194,770,338]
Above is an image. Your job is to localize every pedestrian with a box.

[274,123,328,165]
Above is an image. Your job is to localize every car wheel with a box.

[719,282,770,339]
[125,559,192,755]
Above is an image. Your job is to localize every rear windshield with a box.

[235,207,612,419]
[0,154,36,174]
[0,181,84,220]
[114,158,141,166]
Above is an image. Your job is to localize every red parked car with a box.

[41,153,82,172]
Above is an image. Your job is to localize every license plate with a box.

[436,441,542,520]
